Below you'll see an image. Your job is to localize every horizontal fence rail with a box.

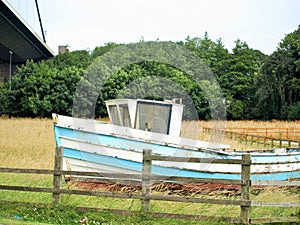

[0,147,299,224]
[203,127,300,148]
[224,127,300,140]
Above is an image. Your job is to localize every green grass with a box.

[0,201,229,225]
[0,218,52,225]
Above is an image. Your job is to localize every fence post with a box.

[279,139,282,148]
[142,149,152,212]
[271,138,274,148]
[53,147,63,205]
[241,154,251,224]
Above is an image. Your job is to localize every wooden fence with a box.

[203,127,300,148]
[0,147,299,224]
[223,128,300,140]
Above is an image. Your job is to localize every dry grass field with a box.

[0,118,300,169]
[0,118,56,169]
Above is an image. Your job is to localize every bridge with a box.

[0,0,54,82]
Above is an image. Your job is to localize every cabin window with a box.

[109,105,121,126]
[119,104,131,127]
[108,104,131,127]
[135,101,171,134]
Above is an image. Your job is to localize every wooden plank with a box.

[0,185,57,193]
[64,172,242,185]
[0,168,56,174]
[150,155,242,164]
[63,172,242,185]
[147,194,250,206]
[271,138,274,148]
[0,184,146,199]
[250,216,300,223]
[2,164,299,176]
[0,168,144,180]
[0,168,241,185]
[53,147,63,204]
[240,154,251,224]
[252,180,300,186]
[251,201,300,207]
[0,184,250,206]
[142,149,152,212]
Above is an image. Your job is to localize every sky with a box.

[7,0,300,55]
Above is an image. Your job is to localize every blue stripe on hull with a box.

[63,148,300,181]
[55,126,300,164]
[55,127,226,158]
[64,148,240,180]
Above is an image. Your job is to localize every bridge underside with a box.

[0,0,54,82]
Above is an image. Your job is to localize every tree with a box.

[184,34,266,120]
[4,29,300,121]
[48,50,92,70]
[74,41,225,120]
[4,50,91,117]
[223,40,266,119]
[0,83,10,115]
[255,25,300,120]
[184,33,231,77]
[91,42,122,59]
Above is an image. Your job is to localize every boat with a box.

[52,98,300,182]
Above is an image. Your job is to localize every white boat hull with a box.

[53,114,300,181]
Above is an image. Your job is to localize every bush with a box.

[6,50,91,117]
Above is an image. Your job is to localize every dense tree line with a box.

[0,25,299,120]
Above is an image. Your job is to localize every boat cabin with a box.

[105,99,184,136]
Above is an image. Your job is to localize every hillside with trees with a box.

[0,25,299,120]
